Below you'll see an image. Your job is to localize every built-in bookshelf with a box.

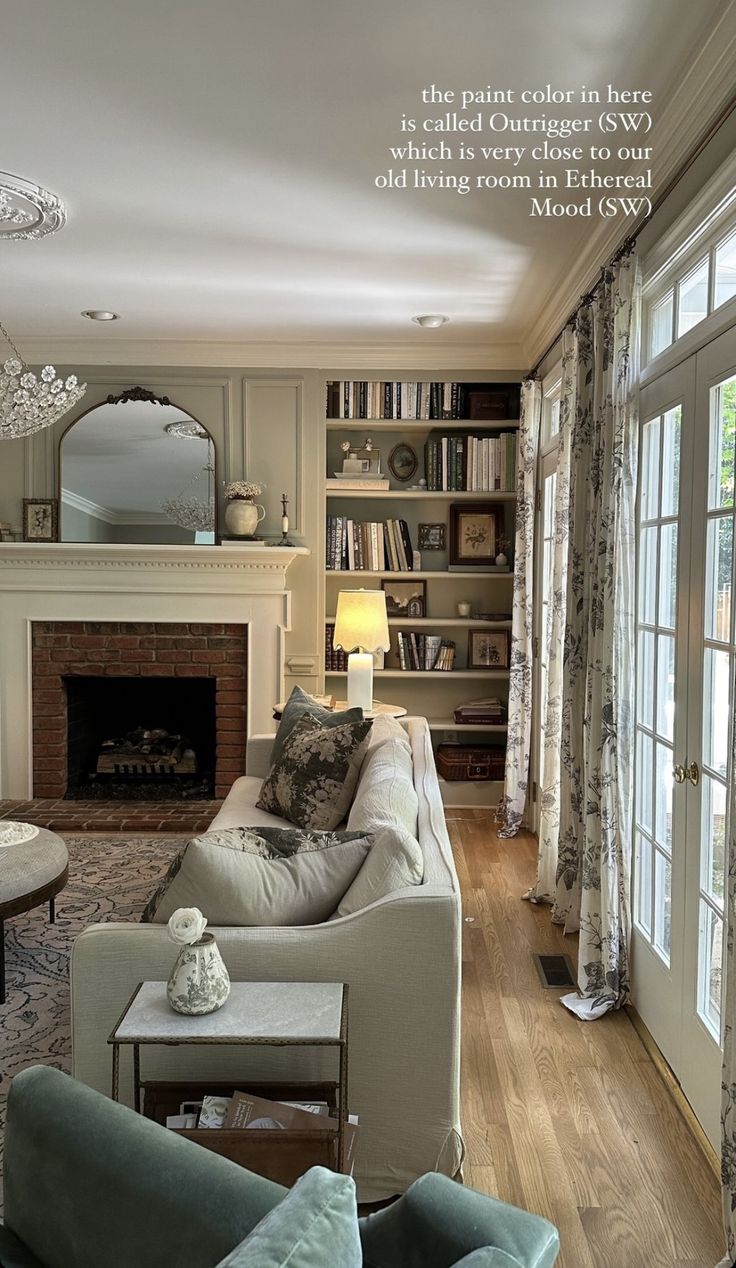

[321,377,521,808]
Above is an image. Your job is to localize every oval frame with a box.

[388,442,418,483]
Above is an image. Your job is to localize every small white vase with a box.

[224,499,266,538]
[495,552,508,567]
[167,933,230,1015]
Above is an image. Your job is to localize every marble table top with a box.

[113,981,345,1044]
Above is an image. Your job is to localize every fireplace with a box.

[31,621,247,800]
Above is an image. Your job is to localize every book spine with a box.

[409,632,420,671]
[451,383,459,419]
[399,519,413,572]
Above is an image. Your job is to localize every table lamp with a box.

[333,589,390,711]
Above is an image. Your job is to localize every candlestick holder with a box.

[269,491,295,546]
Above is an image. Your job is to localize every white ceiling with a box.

[1,0,734,366]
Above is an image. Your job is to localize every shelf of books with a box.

[322,377,521,808]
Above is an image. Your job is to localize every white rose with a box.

[168,907,207,946]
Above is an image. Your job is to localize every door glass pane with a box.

[709,377,736,510]
[655,633,675,740]
[637,629,655,729]
[636,732,654,835]
[715,230,736,309]
[636,832,653,936]
[701,774,727,906]
[654,850,672,959]
[698,902,724,1037]
[658,523,678,629]
[705,516,733,642]
[639,526,658,624]
[661,407,681,516]
[641,417,660,520]
[677,258,709,337]
[702,647,730,776]
[650,291,674,359]
[655,741,674,851]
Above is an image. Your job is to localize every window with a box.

[541,367,562,451]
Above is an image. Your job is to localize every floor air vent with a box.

[532,953,576,989]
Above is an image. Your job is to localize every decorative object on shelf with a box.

[388,442,418,482]
[338,437,381,476]
[418,522,446,551]
[1,319,86,440]
[106,386,172,407]
[22,498,59,542]
[494,534,512,567]
[456,600,472,618]
[407,479,428,492]
[0,171,66,240]
[449,502,498,567]
[333,588,390,710]
[270,491,295,547]
[468,629,510,669]
[161,453,215,532]
[166,906,230,1016]
[0,821,39,847]
[223,480,266,538]
[381,578,427,618]
[164,420,208,440]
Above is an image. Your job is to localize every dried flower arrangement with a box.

[224,480,262,501]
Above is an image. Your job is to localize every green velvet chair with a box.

[0,1066,559,1268]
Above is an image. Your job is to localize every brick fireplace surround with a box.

[31,621,247,801]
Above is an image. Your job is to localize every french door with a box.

[633,326,736,1147]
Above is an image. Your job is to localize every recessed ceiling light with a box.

[412,314,449,328]
[81,309,120,321]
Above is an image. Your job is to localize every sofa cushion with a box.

[257,714,373,831]
[335,827,424,918]
[208,777,295,833]
[272,686,364,767]
[215,1166,362,1267]
[348,734,418,837]
[142,826,373,927]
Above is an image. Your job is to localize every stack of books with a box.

[453,698,508,724]
[396,632,442,671]
[325,381,519,421]
[324,624,348,672]
[326,516,414,571]
[425,433,517,492]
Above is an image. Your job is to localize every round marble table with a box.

[0,824,68,1004]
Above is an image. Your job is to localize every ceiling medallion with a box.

[165,420,208,441]
[0,172,66,240]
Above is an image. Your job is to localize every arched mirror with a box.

[59,390,216,544]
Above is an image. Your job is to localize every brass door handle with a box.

[673,761,699,786]
[687,760,700,787]
[673,764,686,784]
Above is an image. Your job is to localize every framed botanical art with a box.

[417,522,446,551]
[381,577,427,617]
[449,502,497,566]
[468,629,510,669]
[22,498,59,542]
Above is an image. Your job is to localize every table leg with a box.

[133,1044,141,1113]
[49,897,55,924]
[111,1043,120,1101]
[337,1038,348,1174]
[0,920,5,1006]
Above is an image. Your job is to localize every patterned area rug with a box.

[0,833,185,1208]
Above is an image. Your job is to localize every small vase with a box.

[495,552,508,567]
[167,933,230,1015]
[224,499,266,538]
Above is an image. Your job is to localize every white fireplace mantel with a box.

[0,542,310,798]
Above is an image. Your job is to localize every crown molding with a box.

[522,0,736,366]
[60,488,170,526]
[14,337,526,373]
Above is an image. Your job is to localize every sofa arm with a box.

[4,1066,286,1268]
[359,1173,559,1268]
[245,733,276,778]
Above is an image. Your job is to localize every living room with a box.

[1,2,736,1265]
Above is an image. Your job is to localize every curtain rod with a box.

[527,86,736,380]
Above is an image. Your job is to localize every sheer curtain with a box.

[499,378,541,838]
[720,708,736,1263]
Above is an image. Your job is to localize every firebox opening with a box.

[64,675,216,800]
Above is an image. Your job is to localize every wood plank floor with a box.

[449,811,725,1268]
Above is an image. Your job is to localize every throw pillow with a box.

[334,826,424,918]
[257,714,373,831]
[271,685,363,767]
[214,1166,361,1267]
[347,734,418,836]
[141,826,373,926]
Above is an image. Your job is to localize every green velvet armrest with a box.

[3,1066,287,1268]
[359,1173,559,1268]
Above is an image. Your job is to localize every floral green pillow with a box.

[257,713,373,831]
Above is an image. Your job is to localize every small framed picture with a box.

[388,442,418,483]
[449,502,497,566]
[381,577,427,617]
[418,522,446,551]
[23,498,58,542]
[468,629,510,669]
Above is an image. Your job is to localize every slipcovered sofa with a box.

[71,715,463,1202]
[0,1066,560,1268]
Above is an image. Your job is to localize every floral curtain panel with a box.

[721,713,736,1263]
[499,378,541,838]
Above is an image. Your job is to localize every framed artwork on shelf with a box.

[449,502,497,566]
[22,498,59,542]
[388,442,418,482]
[468,629,510,669]
[381,577,427,617]
[417,522,446,550]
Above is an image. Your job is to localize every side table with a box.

[108,981,350,1178]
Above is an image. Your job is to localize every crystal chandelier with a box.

[1,317,87,440]
[161,457,215,532]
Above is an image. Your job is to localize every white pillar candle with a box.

[281,514,289,534]
[346,651,373,711]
